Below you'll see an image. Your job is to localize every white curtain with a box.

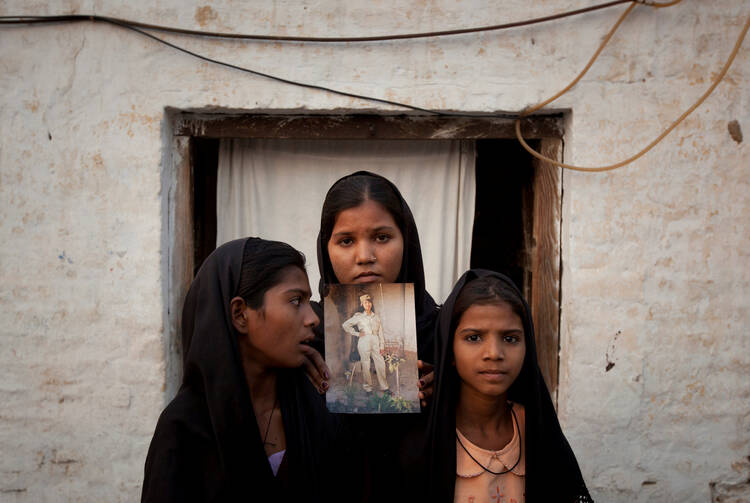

[216,139,475,303]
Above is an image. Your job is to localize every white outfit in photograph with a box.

[342,311,389,392]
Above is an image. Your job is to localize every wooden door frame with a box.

[165,112,564,401]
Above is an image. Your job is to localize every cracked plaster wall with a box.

[0,1,748,501]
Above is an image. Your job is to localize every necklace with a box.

[455,404,522,476]
[262,396,278,447]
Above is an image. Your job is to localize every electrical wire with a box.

[0,1,634,43]
[515,1,750,172]
[0,1,657,119]
[90,16,515,118]
[2,0,744,173]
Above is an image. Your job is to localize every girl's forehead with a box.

[334,199,395,225]
[456,302,523,327]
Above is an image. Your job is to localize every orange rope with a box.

[515,0,749,172]
[522,2,637,117]
[648,0,683,8]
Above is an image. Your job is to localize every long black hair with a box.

[318,172,408,290]
[236,237,306,309]
[449,274,526,338]
[319,174,406,260]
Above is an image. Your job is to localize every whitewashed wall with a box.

[1,1,748,501]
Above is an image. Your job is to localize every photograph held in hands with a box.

[324,283,420,414]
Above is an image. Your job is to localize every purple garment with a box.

[268,450,286,477]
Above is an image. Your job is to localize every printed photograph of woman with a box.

[324,283,420,414]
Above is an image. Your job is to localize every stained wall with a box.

[0,1,748,501]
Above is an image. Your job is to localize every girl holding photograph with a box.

[316,171,439,356]
[304,171,440,499]
[411,269,591,503]
[308,171,439,401]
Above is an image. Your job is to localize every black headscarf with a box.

[311,172,440,501]
[142,238,356,502]
[314,171,439,359]
[422,269,592,502]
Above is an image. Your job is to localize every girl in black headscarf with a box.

[141,237,358,502]
[305,171,441,499]
[413,269,592,503]
[311,171,439,388]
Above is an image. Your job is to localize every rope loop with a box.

[515,1,749,173]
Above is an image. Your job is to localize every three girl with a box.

[142,172,590,502]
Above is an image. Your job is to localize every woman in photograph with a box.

[406,269,591,502]
[141,237,359,502]
[342,293,389,393]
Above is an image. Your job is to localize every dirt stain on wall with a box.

[195,6,218,27]
[728,120,743,143]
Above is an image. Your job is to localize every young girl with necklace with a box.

[417,269,592,503]
[141,238,359,502]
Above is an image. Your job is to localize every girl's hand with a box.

[358,331,365,337]
[417,360,435,408]
[301,345,330,394]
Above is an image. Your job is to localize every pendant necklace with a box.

[456,403,522,475]
[262,396,278,447]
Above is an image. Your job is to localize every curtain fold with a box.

[216,138,475,303]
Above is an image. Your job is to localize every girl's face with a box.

[452,302,526,399]
[327,199,404,284]
[241,266,319,368]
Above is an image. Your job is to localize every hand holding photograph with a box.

[324,283,420,413]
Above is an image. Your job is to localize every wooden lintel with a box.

[174,114,563,140]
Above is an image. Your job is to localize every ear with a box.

[230,296,250,334]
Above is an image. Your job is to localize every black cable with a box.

[0,1,632,43]
[0,3,637,117]
[74,16,519,118]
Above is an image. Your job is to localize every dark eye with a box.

[375,233,391,243]
[338,237,354,246]
[466,334,481,342]
[504,334,521,344]
[290,296,301,306]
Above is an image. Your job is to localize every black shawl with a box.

[311,172,440,501]
[314,170,439,359]
[420,269,592,502]
[142,238,356,502]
